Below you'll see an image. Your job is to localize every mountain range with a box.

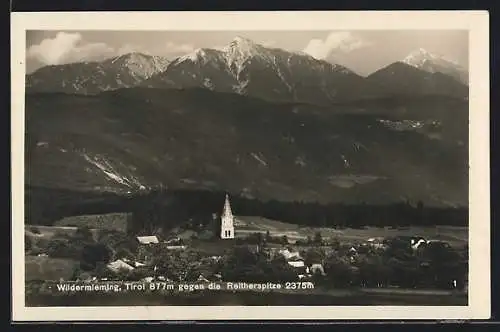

[24,37,469,209]
[26,52,170,94]
[402,48,468,85]
[26,37,468,104]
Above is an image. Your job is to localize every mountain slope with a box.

[366,62,468,99]
[25,88,468,207]
[26,53,170,94]
[403,48,468,85]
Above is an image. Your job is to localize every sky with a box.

[25,30,468,76]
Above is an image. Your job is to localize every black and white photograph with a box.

[11,11,490,321]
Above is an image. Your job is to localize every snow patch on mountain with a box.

[403,48,459,67]
[402,48,468,84]
[82,152,146,189]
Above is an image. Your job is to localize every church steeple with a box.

[223,194,232,217]
[220,193,235,239]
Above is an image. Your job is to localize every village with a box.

[25,194,469,294]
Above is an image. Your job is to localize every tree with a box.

[324,254,354,288]
[313,232,323,245]
[47,238,82,260]
[93,262,114,279]
[81,243,112,271]
[421,242,462,289]
[303,248,326,267]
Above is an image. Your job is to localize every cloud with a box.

[303,31,372,60]
[27,33,196,67]
[27,32,115,65]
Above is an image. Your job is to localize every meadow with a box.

[25,255,79,282]
[234,216,468,247]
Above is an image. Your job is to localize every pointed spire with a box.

[223,193,232,217]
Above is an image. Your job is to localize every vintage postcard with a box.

[11,11,490,321]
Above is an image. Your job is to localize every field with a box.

[25,255,79,281]
[25,225,100,241]
[53,213,129,232]
[234,216,468,247]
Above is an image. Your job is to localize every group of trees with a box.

[27,186,467,232]
[318,240,468,290]
[128,189,467,233]
[219,246,298,283]
[27,226,138,276]
[196,240,468,291]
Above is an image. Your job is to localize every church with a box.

[219,194,235,239]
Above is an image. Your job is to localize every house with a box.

[367,237,386,249]
[279,248,302,260]
[411,238,427,250]
[287,258,305,268]
[410,237,427,249]
[141,277,154,283]
[411,236,426,245]
[164,237,182,245]
[107,259,135,273]
[137,235,159,245]
[197,274,210,283]
[310,263,326,276]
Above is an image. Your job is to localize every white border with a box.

[11,11,490,321]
